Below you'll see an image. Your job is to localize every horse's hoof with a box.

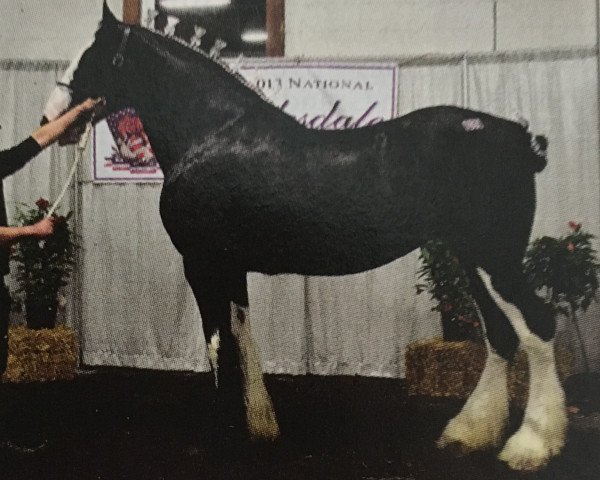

[437,412,505,456]
[498,423,562,472]
[436,438,474,457]
[246,400,280,442]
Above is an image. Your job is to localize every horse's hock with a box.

[1,325,78,383]
[405,337,573,408]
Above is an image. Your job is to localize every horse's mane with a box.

[131,23,298,126]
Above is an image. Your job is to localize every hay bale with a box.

[405,337,573,408]
[2,325,78,383]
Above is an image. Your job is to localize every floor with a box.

[0,370,598,480]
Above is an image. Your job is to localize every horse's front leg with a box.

[183,264,245,436]
[183,261,279,441]
[230,301,280,441]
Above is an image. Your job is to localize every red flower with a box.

[35,198,50,211]
[567,242,576,252]
[568,221,582,232]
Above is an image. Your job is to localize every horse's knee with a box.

[520,295,555,342]
[482,268,556,342]
[483,315,519,360]
[467,269,518,360]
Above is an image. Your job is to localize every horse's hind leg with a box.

[477,267,567,471]
[437,267,516,454]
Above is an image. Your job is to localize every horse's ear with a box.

[102,1,119,26]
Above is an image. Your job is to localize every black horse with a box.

[43,3,567,471]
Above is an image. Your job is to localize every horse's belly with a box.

[160,170,418,275]
[234,203,418,276]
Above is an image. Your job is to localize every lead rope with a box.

[46,121,92,218]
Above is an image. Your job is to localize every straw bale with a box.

[2,325,78,383]
[406,337,572,408]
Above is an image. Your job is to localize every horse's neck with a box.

[124,54,258,175]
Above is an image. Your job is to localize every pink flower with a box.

[568,221,582,232]
[567,242,576,252]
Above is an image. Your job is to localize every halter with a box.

[54,26,131,100]
[112,25,131,68]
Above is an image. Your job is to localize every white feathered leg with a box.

[207,331,220,387]
[437,341,509,453]
[478,268,567,471]
[230,303,280,441]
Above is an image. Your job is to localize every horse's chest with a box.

[158,168,254,252]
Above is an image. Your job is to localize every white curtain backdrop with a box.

[0,61,78,323]
[0,61,74,210]
[468,55,600,371]
[1,53,599,375]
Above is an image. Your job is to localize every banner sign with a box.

[93,107,161,182]
[92,62,398,183]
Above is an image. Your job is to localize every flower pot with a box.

[441,311,475,342]
[441,316,465,341]
[25,298,58,330]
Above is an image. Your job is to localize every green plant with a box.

[524,221,600,372]
[416,240,481,341]
[10,198,77,315]
[417,222,600,368]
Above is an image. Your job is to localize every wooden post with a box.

[123,0,142,25]
[266,0,285,57]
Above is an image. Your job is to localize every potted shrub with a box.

[416,240,482,342]
[10,198,77,329]
[523,221,600,373]
[409,241,484,399]
[407,223,598,401]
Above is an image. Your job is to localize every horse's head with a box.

[43,2,130,125]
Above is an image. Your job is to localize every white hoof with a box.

[498,421,565,471]
[437,408,507,454]
[246,394,280,441]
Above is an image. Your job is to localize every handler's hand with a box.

[29,217,55,239]
[57,97,105,146]
[33,98,104,148]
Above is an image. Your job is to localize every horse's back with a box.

[160,105,541,275]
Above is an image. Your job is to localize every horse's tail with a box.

[514,115,548,173]
[528,133,548,173]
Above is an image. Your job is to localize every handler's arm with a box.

[0,137,42,180]
[0,98,99,179]
[31,98,98,148]
[0,217,55,247]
